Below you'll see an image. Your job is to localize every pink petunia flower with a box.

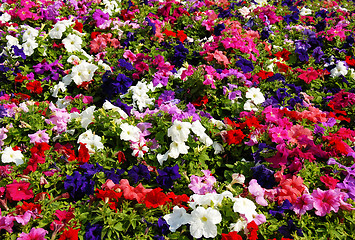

[0,209,15,233]
[17,227,48,240]
[28,130,50,144]
[311,188,340,216]
[248,179,268,206]
[291,194,314,215]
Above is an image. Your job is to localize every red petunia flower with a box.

[275,48,291,61]
[320,174,339,190]
[14,73,28,83]
[77,143,90,163]
[73,20,83,33]
[247,221,259,240]
[58,228,80,240]
[191,95,208,107]
[31,142,51,157]
[16,202,42,215]
[223,129,246,145]
[6,180,34,201]
[177,30,187,42]
[162,29,176,38]
[26,80,43,94]
[117,151,126,163]
[345,56,355,67]
[221,231,243,240]
[257,70,274,80]
[143,187,170,208]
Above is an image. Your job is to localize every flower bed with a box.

[0,0,355,239]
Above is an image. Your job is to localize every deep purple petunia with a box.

[64,171,95,200]
[85,223,103,240]
[127,164,151,184]
[235,58,254,73]
[104,168,125,184]
[156,164,181,189]
[279,219,304,239]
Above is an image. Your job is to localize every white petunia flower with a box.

[163,206,191,232]
[349,69,355,80]
[62,33,82,52]
[0,12,11,23]
[80,106,96,129]
[102,100,128,119]
[168,120,192,143]
[22,38,38,56]
[168,141,189,159]
[120,123,141,142]
[157,151,169,165]
[243,99,258,111]
[69,106,96,129]
[189,207,222,239]
[191,120,213,146]
[1,147,24,166]
[245,87,265,105]
[233,197,258,222]
[210,118,226,130]
[330,61,348,78]
[128,81,154,111]
[49,22,67,39]
[77,129,95,143]
[78,130,104,154]
[188,191,234,210]
[51,82,67,98]
[300,7,312,16]
[67,55,80,64]
[6,35,20,49]
[212,141,224,154]
[230,218,248,232]
[70,60,98,86]
[22,26,39,42]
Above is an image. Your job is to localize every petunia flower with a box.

[189,207,222,239]
[291,194,314,215]
[17,227,48,240]
[1,147,24,166]
[248,179,268,206]
[0,209,15,233]
[311,188,340,216]
[28,130,49,144]
[62,34,82,52]
[163,206,191,232]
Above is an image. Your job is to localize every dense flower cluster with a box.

[0,0,355,239]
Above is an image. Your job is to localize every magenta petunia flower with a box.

[0,209,15,233]
[6,180,34,201]
[291,194,314,215]
[311,188,340,216]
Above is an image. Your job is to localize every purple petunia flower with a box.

[92,9,109,27]
[85,223,103,240]
[156,164,181,189]
[235,57,254,73]
[127,164,151,184]
[278,219,304,239]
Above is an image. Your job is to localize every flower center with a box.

[201,216,208,222]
